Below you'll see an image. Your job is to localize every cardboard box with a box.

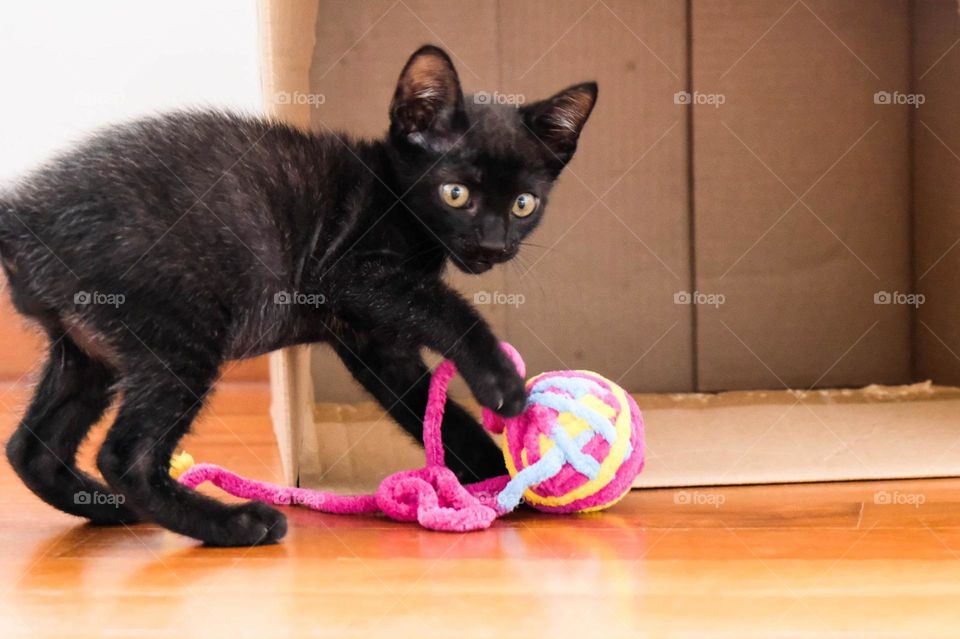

[260,0,960,489]
[292,383,960,491]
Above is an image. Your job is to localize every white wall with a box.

[0,0,262,182]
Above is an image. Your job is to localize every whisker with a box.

[511,252,547,300]
[520,240,570,261]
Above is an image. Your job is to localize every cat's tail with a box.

[0,197,16,269]
[0,195,30,262]
[0,199,11,260]
[0,197,30,299]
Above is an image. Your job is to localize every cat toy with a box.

[172,343,644,532]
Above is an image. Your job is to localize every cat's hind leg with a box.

[5,336,140,524]
[96,354,286,546]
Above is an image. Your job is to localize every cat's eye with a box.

[511,193,538,218]
[440,183,471,208]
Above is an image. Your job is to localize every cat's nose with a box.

[477,238,509,255]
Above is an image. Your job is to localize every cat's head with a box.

[386,45,597,274]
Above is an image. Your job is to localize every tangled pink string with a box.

[180,343,526,532]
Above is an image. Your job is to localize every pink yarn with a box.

[177,342,641,532]
[178,462,379,514]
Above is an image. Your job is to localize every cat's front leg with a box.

[338,276,526,417]
[331,333,507,481]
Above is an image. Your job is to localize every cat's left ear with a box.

[390,45,466,151]
[521,82,598,173]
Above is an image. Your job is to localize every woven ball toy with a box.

[173,343,644,532]
[481,345,644,514]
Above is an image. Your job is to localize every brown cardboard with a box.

[635,382,960,487]
[692,0,914,391]
[494,0,693,394]
[299,384,960,491]
[912,0,960,385]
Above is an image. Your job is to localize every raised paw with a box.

[466,364,527,418]
[203,501,288,547]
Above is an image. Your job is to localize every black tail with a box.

[0,199,14,298]
[0,199,9,256]
[0,198,18,271]
[0,199,45,321]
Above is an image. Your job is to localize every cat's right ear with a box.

[389,45,465,152]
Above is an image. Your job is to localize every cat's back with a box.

[0,109,339,282]
[8,109,297,218]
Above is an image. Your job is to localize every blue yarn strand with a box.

[529,376,603,399]
[497,448,565,512]
[527,392,617,443]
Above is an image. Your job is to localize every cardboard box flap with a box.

[298,384,960,492]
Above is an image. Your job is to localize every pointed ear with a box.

[389,45,465,151]
[521,82,598,172]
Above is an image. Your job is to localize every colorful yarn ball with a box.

[496,370,644,514]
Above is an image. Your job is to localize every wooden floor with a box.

[1,382,959,638]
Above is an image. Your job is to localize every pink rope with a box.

[179,462,380,514]
[178,343,527,532]
[422,359,457,467]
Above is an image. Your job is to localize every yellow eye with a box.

[512,193,538,218]
[440,183,470,208]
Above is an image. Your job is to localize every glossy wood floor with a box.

[1,382,959,638]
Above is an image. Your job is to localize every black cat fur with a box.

[0,45,597,545]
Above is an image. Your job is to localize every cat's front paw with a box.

[467,366,527,417]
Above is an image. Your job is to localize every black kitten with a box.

[0,45,597,545]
